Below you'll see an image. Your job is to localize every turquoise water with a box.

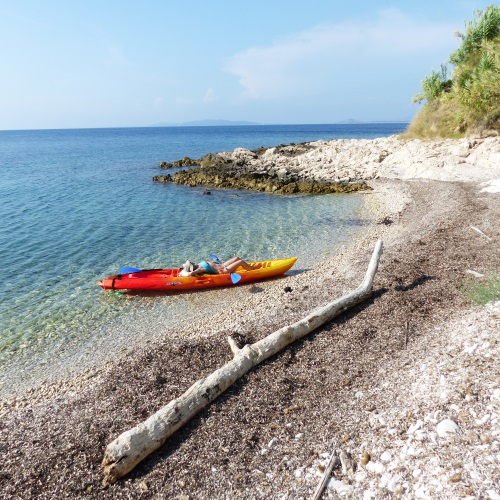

[0,124,406,384]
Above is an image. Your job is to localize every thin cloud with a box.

[203,88,218,103]
[225,9,458,100]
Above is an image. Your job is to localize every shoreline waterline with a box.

[0,189,385,402]
[3,125,415,400]
[3,132,497,403]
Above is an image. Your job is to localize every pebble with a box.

[365,461,385,474]
[407,420,423,434]
[476,414,491,426]
[326,479,354,496]
[360,451,371,466]
[436,418,460,438]
[268,437,279,448]
[380,474,402,492]
[294,468,303,478]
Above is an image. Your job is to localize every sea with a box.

[0,123,407,395]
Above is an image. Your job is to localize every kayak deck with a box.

[98,257,298,291]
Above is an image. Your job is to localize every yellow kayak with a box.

[98,257,298,291]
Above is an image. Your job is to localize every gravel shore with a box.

[1,137,499,499]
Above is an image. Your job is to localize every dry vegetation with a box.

[406,5,500,139]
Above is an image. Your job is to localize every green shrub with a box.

[453,37,500,127]
[412,65,452,104]
[409,5,500,137]
[450,5,500,65]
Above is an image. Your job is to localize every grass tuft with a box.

[462,271,500,305]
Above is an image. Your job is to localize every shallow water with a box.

[0,124,406,393]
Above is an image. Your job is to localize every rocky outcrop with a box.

[154,136,500,193]
[153,165,368,194]
[154,144,370,194]
[160,157,200,169]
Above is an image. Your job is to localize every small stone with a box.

[414,486,428,498]
[354,469,367,482]
[340,434,350,443]
[448,472,462,483]
[380,451,392,462]
[476,414,490,426]
[366,461,385,474]
[436,418,460,438]
[360,451,371,466]
[326,478,354,496]
[268,437,279,448]
[383,475,402,493]
[407,420,423,434]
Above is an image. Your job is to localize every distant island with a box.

[152,119,411,128]
[152,119,261,127]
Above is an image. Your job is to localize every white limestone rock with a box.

[436,418,460,438]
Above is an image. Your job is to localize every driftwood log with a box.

[102,239,383,484]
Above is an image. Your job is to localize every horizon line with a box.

[0,120,410,133]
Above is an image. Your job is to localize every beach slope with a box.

[1,137,499,499]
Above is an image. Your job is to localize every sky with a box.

[0,0,495,130]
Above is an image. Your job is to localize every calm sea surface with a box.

[0,123,407,390]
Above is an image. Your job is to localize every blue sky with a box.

[0,0,494,130]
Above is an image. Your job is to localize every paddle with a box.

[118,267,142,274]
[209,254,241,284]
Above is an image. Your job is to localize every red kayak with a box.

[98,257,298,291]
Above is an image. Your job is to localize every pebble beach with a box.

[1,135,499,499]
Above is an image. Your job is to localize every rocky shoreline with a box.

[1,136,499,499]
[153,136,500,194]
[152,143,371,194]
